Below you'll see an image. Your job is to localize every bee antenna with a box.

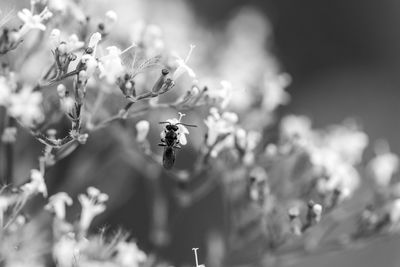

[176,123,197,127]
[159,121,171,124]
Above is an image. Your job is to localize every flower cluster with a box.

[0,1,400,267]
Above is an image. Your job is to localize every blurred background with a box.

[3,0,400,266]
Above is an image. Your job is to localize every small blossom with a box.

[368,141,399,187]
[21,169,47,197]
[205,80,232,108]
[105,10,118,26]
[57,84,67,98]
[8,86,44,126]
[60,97,75,114]
[312,203,323,223]
[115,241,147,267]
[80,55,98,78]
[98,46,124,84]
[45,192,73,220]
[172,44,196,81]
[66,34,84,52]
[17,7,53,38]
[204,108,238,147]
[0,76,12,106]
[262,73,291,111]
[78,187,108,232]
[323,122,369,164]
[280,115,312,141]
[53,233,80,267]
[1,127,17,143]
[136,120,150,143]
[49,28,61,48]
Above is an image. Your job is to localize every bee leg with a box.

[158,143,166,146]
[174,144,182,149]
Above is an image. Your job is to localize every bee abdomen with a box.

[163,147,176,169]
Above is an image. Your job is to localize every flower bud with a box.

[151,69,169,93]
[57,84,67,98]
[136,120,150,143]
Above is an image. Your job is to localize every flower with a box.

[105,10,118,26]
[280,115,312,141]
[21,169,47,197]
[45,192,73,220]
[204,80,232,109]
[8,86,44,126]
[0,76,12,106]
[1,127,17,143]
[136,120,150,143]
[161,112,190,145]
[49,28,61,48]
[204,108,238,146]
[262,73,291,111]
[312,147,360,200]
[98,46,124,84]
[80,55,98,78]
[115,242,147,267]
[172,44,196,81]
[66,34,84,52]
[53,233,80,267]
[368,141,399,187]
[78,187,108,232]
[323,122,369,165]
[17,7,53,38]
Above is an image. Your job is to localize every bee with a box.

[159,119,196,169]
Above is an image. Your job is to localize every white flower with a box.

[323,123,368,164]
[312,148,360,199]
[368,145,399,187]
[105,10,118,26]
[0,76,12,106]
[136,120,150,143]
[312,203,323,223]
[78,187,108,232]
[280,115,312,141]
[8,86,44,126]
[1,127,17,143]
[45,192,73,220]
[49,28,61,48]
[204,108,238,147]
[262,73,291,111]
[66,34,84,52]
[115,242,147,267]
[21,169,47,197]
[205,80,232,109]
[99,46,124,84]
[17,7,53,37]
[80,55,98,78]
[60,97,75,114]
[50,30,84,52]
[53,233,80,267]
[161,113,190,146]
[48,0,69,12]
[172,44,196,81]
